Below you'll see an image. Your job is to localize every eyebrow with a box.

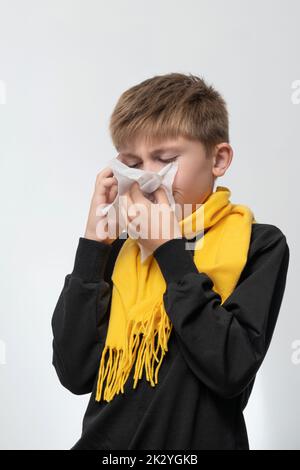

[120,146,182,159]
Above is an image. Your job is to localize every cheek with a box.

[173,167,199,190]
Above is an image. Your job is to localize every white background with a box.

[0,0,299,450]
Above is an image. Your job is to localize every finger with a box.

[96,176,117,198]
[108,183,118,204]
[102,176,118,188]
[120,190,136,220]
[118,198,129,229]
[100,166,114,177]
[126,192,138,219]
[130,182,153,212]
[129,181,145,204]
[154,185,170,205]
[96,167,113,185]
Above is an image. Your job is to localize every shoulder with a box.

[250,222,289,251]
[235,223,290,287]
[245,222,290,274]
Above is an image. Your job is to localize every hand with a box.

[84,166,121,244]
[120,181,182,252]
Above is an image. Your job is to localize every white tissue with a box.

[100,157,179,262]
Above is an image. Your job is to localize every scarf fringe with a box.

[95,302,173,402]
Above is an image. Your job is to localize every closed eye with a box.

[128,156,179,169]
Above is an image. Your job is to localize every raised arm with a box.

[51,164,123,394]
[153,224,290,399]
[51,237,114,395]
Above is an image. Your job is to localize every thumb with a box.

[154,185,170,205]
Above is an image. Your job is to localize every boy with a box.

[51,73,290,450]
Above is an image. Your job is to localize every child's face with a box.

[117,135,231,217]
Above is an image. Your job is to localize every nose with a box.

[142,161,162,173]
[138,172,162,193]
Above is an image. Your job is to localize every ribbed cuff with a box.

[71,237,113,282]
[153,237,199,283]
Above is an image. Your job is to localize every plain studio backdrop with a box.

[0,0,299,450]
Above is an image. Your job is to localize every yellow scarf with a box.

[95,186,256,402]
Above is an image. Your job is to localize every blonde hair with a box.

[109,72,229,157]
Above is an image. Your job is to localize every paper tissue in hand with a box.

[99,157,179,262]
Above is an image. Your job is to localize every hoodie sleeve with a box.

[153,224,290,400]
[51,237,115,395]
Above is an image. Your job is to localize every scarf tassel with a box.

[95,302,173,402]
